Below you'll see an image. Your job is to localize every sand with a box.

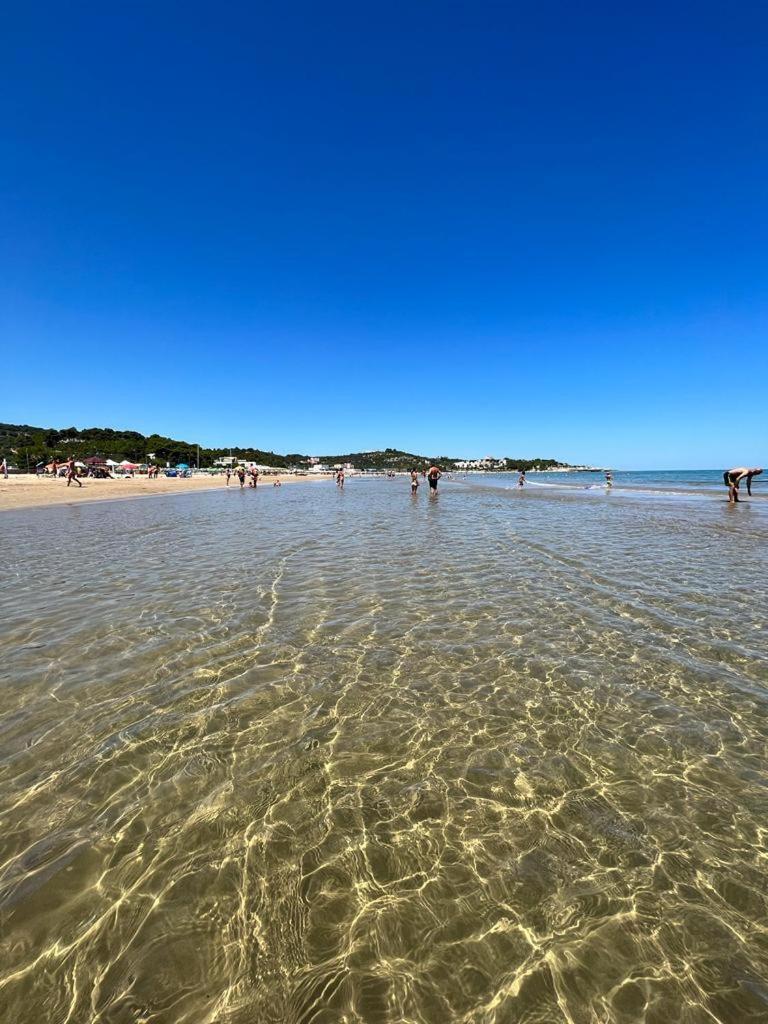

[0,473,331,511]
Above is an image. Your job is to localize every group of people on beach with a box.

[225,466,282,488]
[2,457,763,505]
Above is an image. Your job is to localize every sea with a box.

[469,468,761,496]
[1,475,767,1023]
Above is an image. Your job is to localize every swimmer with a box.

[724,467,762,503]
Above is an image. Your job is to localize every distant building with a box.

[214,456,236,467]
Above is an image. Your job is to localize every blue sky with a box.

[2,2,766,467]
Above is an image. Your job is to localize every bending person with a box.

[723,467,762,503]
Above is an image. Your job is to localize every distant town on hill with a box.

[0,422,573,473]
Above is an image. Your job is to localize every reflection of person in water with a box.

[724,467,762,503]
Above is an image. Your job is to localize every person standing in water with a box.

[410,468,419,494]
[605,470,613,488]
[336,468,345,489]
[65,456,82,488]
[518,470,526,488]
[427,464,441,493]
[724,467,762,503]
[235,465,246,488]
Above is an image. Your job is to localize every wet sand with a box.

[0,472,330,511]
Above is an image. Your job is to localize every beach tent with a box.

[84,456,106,466]
[74,461,86,468]
[119,460,138,468]
[106,459,120,467]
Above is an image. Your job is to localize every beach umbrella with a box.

[119,460,138,468]
[106,459,119,467]
[74,461,86,468]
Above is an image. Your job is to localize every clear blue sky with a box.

[2,2,766,467]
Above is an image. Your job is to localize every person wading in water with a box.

[724,467,762,503]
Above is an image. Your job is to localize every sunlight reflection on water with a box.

[1,480,767,1023]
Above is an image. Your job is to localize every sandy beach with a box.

[0,472,329,511]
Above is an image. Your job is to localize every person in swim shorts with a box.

[724,467,762,503]
[65,456,82,488]
[427,465,441,492]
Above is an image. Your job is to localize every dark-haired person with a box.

[65,457,82,488]
[518,470,526,488]
[235,465,246,488]
[724,467,762,504]
[427,465,441,493]
[410,468,419,494]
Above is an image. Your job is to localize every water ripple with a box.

[1,482,767,1022]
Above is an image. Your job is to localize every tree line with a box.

[0,424,570,473]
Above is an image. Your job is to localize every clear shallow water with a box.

[1,480,767,1024]
[471,469,766,496]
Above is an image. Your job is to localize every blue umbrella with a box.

[176,463,190,469]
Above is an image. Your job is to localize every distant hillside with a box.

[0,423,570,473]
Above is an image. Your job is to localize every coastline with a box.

[0,473,332,512]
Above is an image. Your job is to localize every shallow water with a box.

[1,480,767,1024]
[470,468,767,496]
